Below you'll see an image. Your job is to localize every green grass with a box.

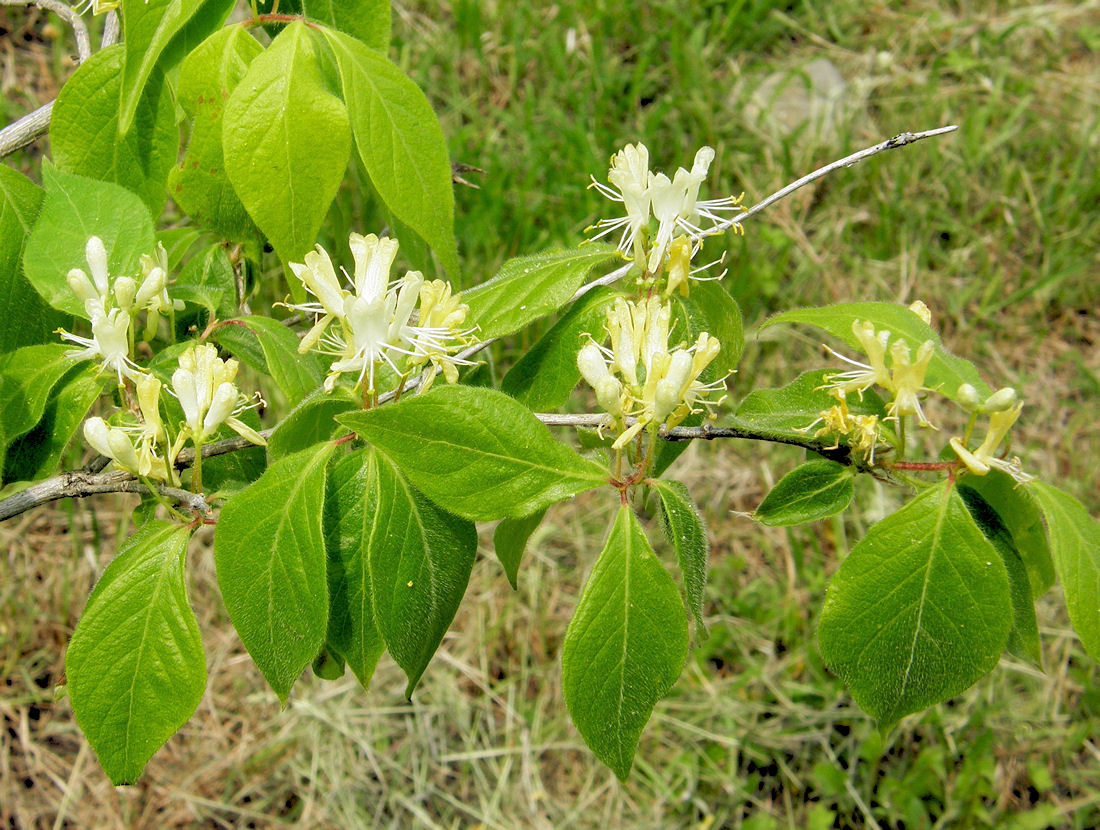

[3,0,1100,827]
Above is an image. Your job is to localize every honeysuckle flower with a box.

[59,306,139,383]
[949,401,1032,482]
[805,391,884,464]
[171,343,265,446]
[404,279,477,392]
[908,299,932,325]
[579,296,726,449]
[66,236,111,317]
[588,143,746,275]
[822,320,893,398]
[286,233,473,395]
[886,339,935,427]
[84,417,142,473]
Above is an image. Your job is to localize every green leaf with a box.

[368,450,477,695]
[493,508,546,590]
[214,443,334,702]
[562,506,689,780]
[319,28,458,277]
[733,369,887,438]
[339,385,608,521]
[959,485,1042,666]
[288,0,391,51]
[169,25,263,242]
[3,362,101,485]
[755,460,855,527]
[762,302,990,401]
[653,479,709,633]
[464,246,621,340]
[235,316,322,406]
[500,286,618,410]
[51,45,178,215]
[65,522,203,785]
[676,281,743,378]
[964,470,1054,595]
[223,22,351,267]
[22,162,155,318]
[323,449,386,689]
[1029,481,1100,663]
[0,344,75,446]
[172,243,237,317]
[119,0,208,133]
[268,389,356,460]
[211,321,267,374]
[817,482,1012,728]
[0,166,64,351]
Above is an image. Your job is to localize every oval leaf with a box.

[464,245,621,340]
[23,163,155,318]
[755,460,855,527]
[52,45,178,215]
[214,443,334,702]
[0,164,65,350]
[223,22,351,267]
[367,449,477,695]
[817,482,1012,728]
[1029,481,1100,663]
[169,25,264,241]
[66,522,203,785]
[493,508,546,590]
[653,479,709,633]
[562,506,689,780]
[320,28,458,277]
[323,449,386,689]
[235,316,322,406]
[338,385,608,521]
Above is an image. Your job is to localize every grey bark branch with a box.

[0,0,101,158]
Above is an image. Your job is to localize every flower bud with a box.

[981,387,1018,413]
[113,276,137,312]
[956,383,984,412]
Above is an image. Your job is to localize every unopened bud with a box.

[113,276,137,312]
[981,387,1018,413]
[957,383,984,412]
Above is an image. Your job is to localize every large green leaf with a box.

[959,485,1041,666]
[1029,481,1100,663]
[2,362,101,485]
[119,0,208,132]
[463,246,621,340]
[235,316,322,406]
[493,508,546,590]
[0,344,74,447]
[817,482,1012,728]
[964,470,1054,595]
[763,302,990,401]
[323,449,386,688]
[367,450,477,695]
[172,243,237,318]
[22,163,155,318]
[0,166,64,351]
[500,286,618,410]
[562,506,689,780]
[755,460,855,527]
[223,22,351,268]
[66,522,203,785]
[266,0,391,50]
[339,385,608,521]
[51,45,178,215]
[319,28,458,277]
[653,479,709,633]
[214,443,334,702]
[169,26,263,242]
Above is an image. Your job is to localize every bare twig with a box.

[0,0,96,158]
[0,469,209,522]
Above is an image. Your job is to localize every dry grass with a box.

[3,0,1100,827]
